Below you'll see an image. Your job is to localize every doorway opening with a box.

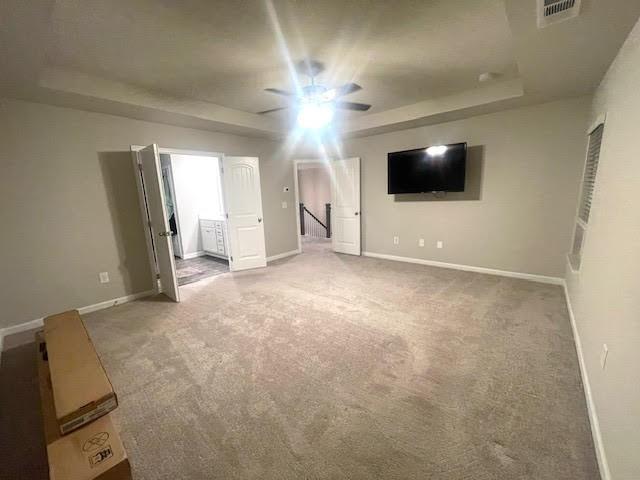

[294,157,362,256]
[294,160,332,253]
[160,153,229,286]
[132,145,267,303]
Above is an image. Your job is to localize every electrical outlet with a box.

[99,272,110,284]
[600,344,608,369]
[419,238,425,247]
[393,236,399,245]
[437,240,443,249]
[282,201,288,209]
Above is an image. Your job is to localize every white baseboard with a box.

[0,317,47,340]
[0,289,155,360]
[181,251,206,260]
[267,249,300,263]
[77,289,155,315]
[362,251,564,285]
[563,282,610,480]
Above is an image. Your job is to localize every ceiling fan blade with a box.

[258,106,289,114]
[264,88,294,97]
[335,101,371,111]
[333,83,362,98]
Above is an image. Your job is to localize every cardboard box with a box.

[44,310,118,434]
[37,332,132,480]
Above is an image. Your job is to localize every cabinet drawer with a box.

[200,219,217,228]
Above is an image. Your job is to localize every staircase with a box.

[299,203,331,238]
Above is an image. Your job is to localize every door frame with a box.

[293,158,332,252]
[131,145,226,293]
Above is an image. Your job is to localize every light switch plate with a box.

[99,272,110,284]
[282,201,288,209]
[437,241,443,249]
[419,238,425,247]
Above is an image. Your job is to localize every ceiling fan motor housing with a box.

[302,84,328,99]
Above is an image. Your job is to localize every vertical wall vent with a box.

[538,0,582,28]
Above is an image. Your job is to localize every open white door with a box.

[137,144,180,301]
[222,156,267,271]
[331,157,361,255]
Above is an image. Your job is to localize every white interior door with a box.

[222,156,267,271]
[138,144,180,301]
[331,157,361,255]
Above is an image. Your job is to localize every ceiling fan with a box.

[259,60,371,128]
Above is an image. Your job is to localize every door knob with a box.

[159,231,173,237]
[258,217,263,223]
[355,212,359,216]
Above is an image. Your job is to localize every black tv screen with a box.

[388,142,467,194]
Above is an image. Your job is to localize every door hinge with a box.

[225,213,229,219]
[230,256,233,262]
[156,273,161,279]
[138,163,143,172]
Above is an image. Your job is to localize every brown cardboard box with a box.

[44,310,118,434]
[37,332,132,480]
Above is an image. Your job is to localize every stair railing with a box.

[299,203,331,238]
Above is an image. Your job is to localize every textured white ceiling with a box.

[2,0,639,137]
[45,0,518,114]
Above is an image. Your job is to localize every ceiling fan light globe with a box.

[297,102,334,129]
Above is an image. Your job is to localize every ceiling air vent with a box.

[537,0,582,28]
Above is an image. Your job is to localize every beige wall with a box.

[297,165,331,224]
[342,97,591,278]
[0,95,593,330]
[565,19,640,480]
[0,98,297,329]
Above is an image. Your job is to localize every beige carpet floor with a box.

[1,239,599,479]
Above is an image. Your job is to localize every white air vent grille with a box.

[538,0,581,28]
[544,0,576,16]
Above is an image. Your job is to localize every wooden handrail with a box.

[300,202,331,238]
[302,206,326,229]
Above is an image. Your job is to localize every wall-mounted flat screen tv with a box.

[387,142,467,194]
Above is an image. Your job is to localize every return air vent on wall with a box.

[537,0,582,28]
